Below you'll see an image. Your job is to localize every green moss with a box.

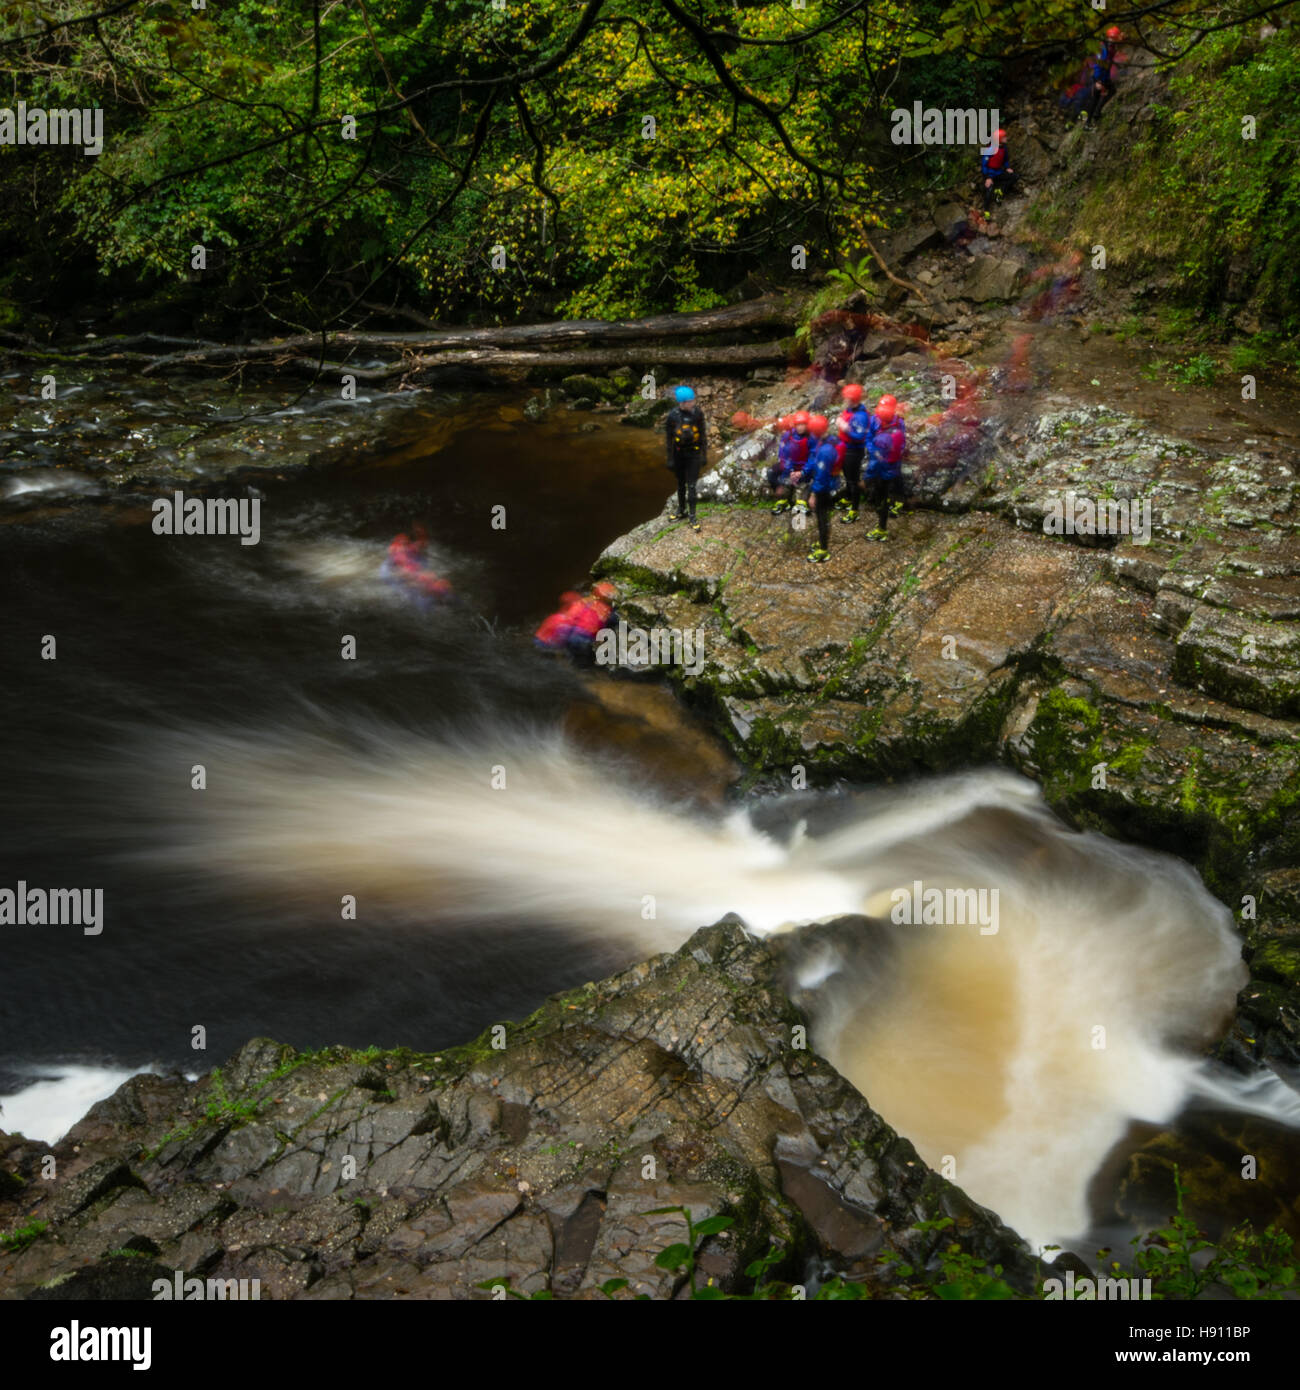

[1247,939,1300,987]
[0,1219,48,1253]
[1109,738,1153,777]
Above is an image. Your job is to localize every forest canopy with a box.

[0,0,1295,329]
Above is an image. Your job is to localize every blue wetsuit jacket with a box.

[867,418,907,478]
[807,441,840,496]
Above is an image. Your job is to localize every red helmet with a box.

[1106,25,1121,39]
[777,414,792,432]
[841,383,864,404]
[592,581,617,601]
[792,410,811,428]
[875,394,897,421]
[809,413,829,436]
[996,128,1007,142]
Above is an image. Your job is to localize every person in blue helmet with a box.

[664,385,707,531]
[805,435,839,563]
[864,394,907,541]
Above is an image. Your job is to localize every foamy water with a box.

[0,1065,159,1144]
[109,736,1294,1249]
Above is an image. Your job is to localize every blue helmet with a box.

[674,385,696,403]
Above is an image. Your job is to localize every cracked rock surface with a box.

[0,921,1040,1300]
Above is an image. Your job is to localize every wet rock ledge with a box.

[0,920,1037,1300]
[595,368,1300,1068]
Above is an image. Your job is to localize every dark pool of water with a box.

[0,392,684,1080]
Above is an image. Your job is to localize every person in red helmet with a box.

[382,524,452,610]
[1082,27,1127,126]
[534,582,616,657]
[794,414,831,516]
[864,395,908,541]
[835,383,872,521]
[769,410,812,513]
[980,128,1017,215]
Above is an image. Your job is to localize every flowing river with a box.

[1,373,1297,1257]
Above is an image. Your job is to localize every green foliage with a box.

[795,257,876,350]
[0,1219,48,1253]
[4,0,914,322]
[646,1205,736,1297]
[1131,1168,1297,1300]
[202,1067,264,1123]
[1137,25,1300,338]
[1167,353,1219,386]
[574,1183,1294,1299]
[877,1217,1018,1299]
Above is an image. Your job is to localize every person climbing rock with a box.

[981,129,1017,215]
[835,383,872,523]
[864,395,907,541]
[805,435,840,563]
[1082,27,1126,126]
[769,411,812,513]
[664,385,707,531]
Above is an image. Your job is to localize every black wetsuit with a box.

[664,405,707,520]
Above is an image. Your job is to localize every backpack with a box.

[874,421,906,468]
[672,411,703,455]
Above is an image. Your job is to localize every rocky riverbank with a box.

[4,59,1297,1295]
[0,921,1044,1300]
[592,343,1300,1073]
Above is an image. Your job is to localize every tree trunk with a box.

[247,340,796,384]
[128,294,799,376]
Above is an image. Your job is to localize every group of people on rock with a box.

[766,385,908,562]
[660,378,910,566]
[401,28,1128,655]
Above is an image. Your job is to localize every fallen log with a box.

[137,295,800,374]
[245,340,796,384]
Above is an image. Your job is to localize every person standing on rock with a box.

[836,383,872,524]
[864,395,907,541]
[805,435,839,563]
[980,129,1016,216]
[769,411,812,513]
[793,413,830,518]
[665,385,707,532]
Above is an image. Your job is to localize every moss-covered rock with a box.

[0,922,1039,1301]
